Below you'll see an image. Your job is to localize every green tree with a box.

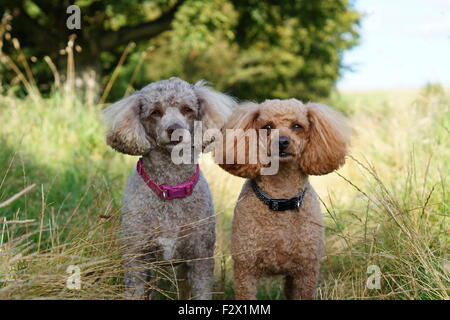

[0,0,186,82]
[0,0,360,101]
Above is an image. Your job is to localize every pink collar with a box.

[136,158,200,200]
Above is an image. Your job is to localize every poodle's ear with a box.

[216,103,262,179]
[193,80,235,131]
[102,93,153,155]
[299,103,350,175]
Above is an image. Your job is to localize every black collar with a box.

[251,179,307,211]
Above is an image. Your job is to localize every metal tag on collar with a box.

[269,200,279,211]
[160,184,174,200]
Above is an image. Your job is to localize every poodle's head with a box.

[103,77,235,155]
[218,99,350,178]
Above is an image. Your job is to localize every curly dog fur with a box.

[103,77,235,299]
[218,99,350,299]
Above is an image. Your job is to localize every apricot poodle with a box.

[218,99,350,299]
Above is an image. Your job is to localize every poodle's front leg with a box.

[121,223,152,299]
[123,258,149,299]
[284,262,320,300]
[187,258,215,300]
[233,261,258,300]
[177,263,191,300]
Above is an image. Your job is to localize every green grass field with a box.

[0,85,448,299]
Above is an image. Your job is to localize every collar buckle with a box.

[269,200,279,211]
[251,179,307,212]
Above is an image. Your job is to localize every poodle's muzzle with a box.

[167,123,184,145]
[278,136,293,159]
[156,107,192,148]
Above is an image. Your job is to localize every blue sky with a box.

[337,0,450,90]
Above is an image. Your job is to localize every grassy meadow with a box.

[0,84,448,299]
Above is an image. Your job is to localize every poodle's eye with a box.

[150,109,162,118]
[292,124,303,131]
[262,124,273,130]
[181,105,194,114]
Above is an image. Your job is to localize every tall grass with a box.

[2,84,447,299]
[0,19,448,298]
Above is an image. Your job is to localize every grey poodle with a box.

[103,77,235,299]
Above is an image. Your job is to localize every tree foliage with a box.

[0,0,360,101]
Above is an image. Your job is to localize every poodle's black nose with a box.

[279,136,290,150]
[167,124,183,138]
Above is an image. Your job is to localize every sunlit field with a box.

[0,82,448,299]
